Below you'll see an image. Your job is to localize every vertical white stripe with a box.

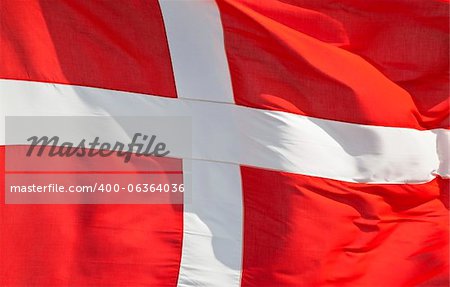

[158,1,243,286]
[159,0,234,103]
[179,160,243,287]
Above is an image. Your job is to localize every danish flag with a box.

[1,1,448,286]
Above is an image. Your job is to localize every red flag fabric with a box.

[1,1,448,286]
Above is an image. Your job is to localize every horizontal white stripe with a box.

[1,79,448,183]
[436,130,449,177]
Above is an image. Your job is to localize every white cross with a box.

[0,1,447,286]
